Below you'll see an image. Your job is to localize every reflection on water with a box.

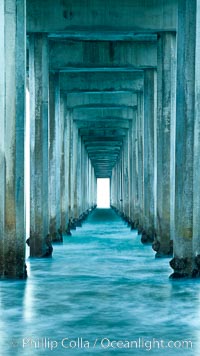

[0,209,200,355]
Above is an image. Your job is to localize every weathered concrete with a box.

[66,92,137,108]
[130,111,138,226]
[27,0,177,33]
[5,0,200,280]
[142,69,156,244]
[193,0,200,278]
[29,34,50,257]
[68,111,74,219]
[60,96,67,233]
[60,72,143,93]
[122,134,129,218]
[155,32,176,257]
[72,106,135,122]
[136,92,144,233]
[171,0,196,278]
[50,41,157,70]
[0,0,26,279]
[72,123,80,219]
[49,72,62,242]
[63,106,71,231]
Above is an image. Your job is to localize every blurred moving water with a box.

[0,209,199,355]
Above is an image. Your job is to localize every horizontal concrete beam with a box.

[48,32,157,41]
[95,171,115,174]
[72,107,135,121]
[93,164,117,167]
[94,160,117,163]
[92,157,119,160]
[87,149,121,153]
[66,92,137,107]
[72,104,135,109]
[83,137,124,142]
[75,120,130,129]
[93,160,117,164]
[79,129,128,137]
[90,154,119,157]
[84,137,122,148]
[94,164,116,167]
[50,41,157,70]
[63,90,141,94]
[94,165,115,168]
[27,0,177,32]
[85,145,123,149]
[60,72,143,92]
[59,68,144,72]
[94,162,116,165]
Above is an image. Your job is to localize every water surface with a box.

[0,209,199,355]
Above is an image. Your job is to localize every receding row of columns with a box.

[29,34,97,254]
[111,0,200,278]
[0,8,97,278]
[1,0,200,279]
[29,34,97,257]
[0,0,26,278]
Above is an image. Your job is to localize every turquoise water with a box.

[0,208,200,355]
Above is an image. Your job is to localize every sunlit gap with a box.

[97,178,110,208]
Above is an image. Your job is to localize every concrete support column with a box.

[111,155,123,213]
[137,92,144,233]
[89,163,93,208]
[49,72,62,242]
[81,141,86,212]
[91,166,96,208]
[131,111,139,227]
[116,162,120,211]
[142,69,156,244]
[86,155,89,209]
[68,110,74,219]
[122,134,129,219]
[81,141,89,213]
[77,133,83,217]
[0,0,26,278]
[111,170,113,207]
[128,119,134,225]
[111,162,119,209]
[60,96,67,232]
[155,32,176,257]
[193,0,200,276]
[93,168,97,208]
[111,165,117,208]
[29,34,50,257]
[80,139,84,213]
[72,124,80,219]
[88,161,92,209]
[65,109,71,226]
[118,152,123,214]
[170,0,197,277]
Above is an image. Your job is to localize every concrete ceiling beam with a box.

[79,129,128,137]
[60,71,143,92]
[89,156,119,160]
[83,137,124,142]
[66,92,137,108]
[59,67,144,72]
[48,32,157,42]
[49,40,157,70]
[72,107,135,121]
[83,140,125,145]
[27,0,177,33]
[87,148,121,153]
[75,120,130,129]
